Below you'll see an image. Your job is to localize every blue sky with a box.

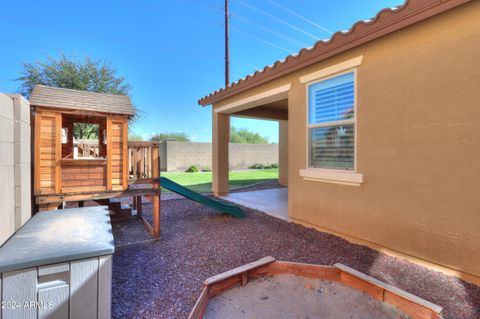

[0,0,402,143]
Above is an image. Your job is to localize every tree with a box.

[128,133,144,141]
[150,132,190,142]
[230,126,269,144]
[16,53,131,98]
[17,54,141,130]
[74,123,99,140]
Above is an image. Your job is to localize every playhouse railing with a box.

[127,141,160,182]
[75,140,101,159]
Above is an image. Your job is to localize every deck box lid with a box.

[0,206,114,273]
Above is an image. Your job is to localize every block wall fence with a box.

[0,93,31,245]
[159,140,278,172]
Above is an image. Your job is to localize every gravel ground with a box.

[111,198,480,319]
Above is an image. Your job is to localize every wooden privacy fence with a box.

[128,141,160,181]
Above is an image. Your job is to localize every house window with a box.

[308,71,355,170]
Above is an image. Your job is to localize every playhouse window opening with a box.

[73,123,102,159]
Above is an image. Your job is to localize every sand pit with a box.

[189,258,443,319]
[204,274,410,319]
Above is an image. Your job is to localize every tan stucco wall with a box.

[212,111,230,196]
[212,2,480,282]
[278,120,288,186]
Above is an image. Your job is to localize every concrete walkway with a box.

[222,188,288,221]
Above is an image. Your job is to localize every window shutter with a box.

[308,72,354,125]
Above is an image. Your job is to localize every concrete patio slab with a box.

[222,188,288,221]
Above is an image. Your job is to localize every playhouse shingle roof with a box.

[198,0,472,106]
[29,85,134,116]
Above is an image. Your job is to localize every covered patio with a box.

[211,83,290,200]
[222,187,288,221]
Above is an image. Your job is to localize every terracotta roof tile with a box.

[198,0,472,106]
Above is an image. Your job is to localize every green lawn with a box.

[162,168,278,193]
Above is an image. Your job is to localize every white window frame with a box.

[300,57,364,186]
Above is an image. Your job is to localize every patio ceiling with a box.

[232,98,288,121]
[215,83,289,121]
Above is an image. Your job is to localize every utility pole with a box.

[224,0,230,86]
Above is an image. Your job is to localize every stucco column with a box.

[278,120,288,186]
[212,111,229,196]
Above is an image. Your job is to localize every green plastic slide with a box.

[160,177,245,218]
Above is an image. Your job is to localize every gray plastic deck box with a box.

[0,206,115,319]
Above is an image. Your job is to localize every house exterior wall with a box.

[278,120,288,186]
[0,94,31,245]
[212,2,480,282]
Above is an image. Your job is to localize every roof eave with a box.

[198,0,472,107]
[31,103,135,116]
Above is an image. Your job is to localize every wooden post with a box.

[152,193,160,238]
[78,201,84,208]
[122,119,128,190]
[55,113,62,193]
[106,117,112,191]
[136,196,142,217]
[152,143,160,189]
[152,145,160,178]
[34,112,41,195]
[133,147,138,178]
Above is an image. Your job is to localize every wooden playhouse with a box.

[29,85,161,237]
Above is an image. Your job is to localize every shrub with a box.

[249,163,278,169]
[201,167,212,172]
[185,165,199,173]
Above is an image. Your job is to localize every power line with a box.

[181,14,223,26]
[231,27,294,54]
[231,58,261,71]
[236,0,320,41]
[231,13,308,48]
[174,0,223,13]
[266,0,333,35]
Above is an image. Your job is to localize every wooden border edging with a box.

[188,257,444,319]
[188,286,210,319]
[268,260,340,281]
[334,263,443,319]
[204,256,276,285]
